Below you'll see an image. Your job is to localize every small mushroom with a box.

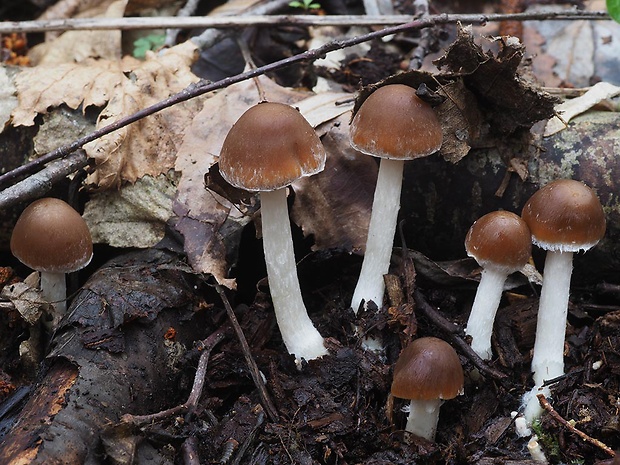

[10,197,93,327]
[218,101,327,362]
[391,337,464,441]
[464,210,531,360]
[520,179,606,423]
[349,84,442,312]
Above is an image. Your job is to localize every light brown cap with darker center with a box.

[521,179,606,252]
[391,337,464,401]
[350,84,443,160]
[465,210,532,273]
[218,102,326,192]
[11,198,93,273]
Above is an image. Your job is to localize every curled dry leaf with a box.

[173,77,305,288]
[12,40,202,190]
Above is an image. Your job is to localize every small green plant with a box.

[133,34,166,59]
[608,0,620,22]
[289,0,321,10]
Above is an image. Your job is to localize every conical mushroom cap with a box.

[391,337,464,401]
[521,179,606,252]
[11,198,93,273]
[350,84,442,160]
[219,102,326,192]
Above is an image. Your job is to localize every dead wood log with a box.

[0,248,209,464]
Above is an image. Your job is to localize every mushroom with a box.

[10,197,93,327]
[349,84,442,312]
[520,179,606,423]
[391,337,464,441]
[464,210,531,360]
[218,101,328,362]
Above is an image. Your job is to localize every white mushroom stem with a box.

[40,271,67,326]
[405,398,442,442]
[351,158,404,313]
[260,188,327,361]
[523,250,573,423]
[465,266,510,360]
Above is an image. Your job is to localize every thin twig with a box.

[121,325,228,426]
[0,150,89,207]
[214,283,279,422]
[413,289,509,380]
[537,393,616,458]
[0,10,610,200]
[0,11,609,33]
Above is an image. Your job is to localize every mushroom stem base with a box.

[405,398,442,442]
[260,188,327,361]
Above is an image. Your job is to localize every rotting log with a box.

[0,249,208,464]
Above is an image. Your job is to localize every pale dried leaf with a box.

[13,41,200,189]
[82,174,177,248]
[173,77,327,287]
[85,41,202,188]
[544,82,620,136]
[30,0,126,66]
[0,67,17,132]
[1,279,48,325]
[12,61,122,126]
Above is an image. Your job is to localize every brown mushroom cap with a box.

[10,198,93,274]
[218,102,326,191]
[391,337,464,401]
[521,179,606,252]
[350,84,443,160]
[465,210,532,273]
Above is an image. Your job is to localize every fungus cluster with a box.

[218,101,328,362]
[11,197,93,327]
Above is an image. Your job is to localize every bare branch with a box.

[0,10,610,33]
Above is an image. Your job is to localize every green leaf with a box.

[608,0,620,22]
[288,1,304,7]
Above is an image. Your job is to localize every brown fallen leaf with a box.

[12,40,202,189]
[29,0,126,66]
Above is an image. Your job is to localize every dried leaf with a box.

[434,25,558,134]
[1,277,48,324]
[173,77,305,288]
[13,40,202,189]
[82,174,177,248]
[29,0,126,66]
[0,67,17,133]
[291,113,376,252]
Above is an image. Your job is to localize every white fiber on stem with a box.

[260,188,327,361]
[524,250,573,423]
[465,266,509,360]
[350,158,404,313]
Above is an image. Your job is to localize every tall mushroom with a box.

[10,197,93,327]
[391,337,464,441]
[218,101,328,362]
[349,84,442,312]
[464,210,531,360]
[520,179,606,423]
